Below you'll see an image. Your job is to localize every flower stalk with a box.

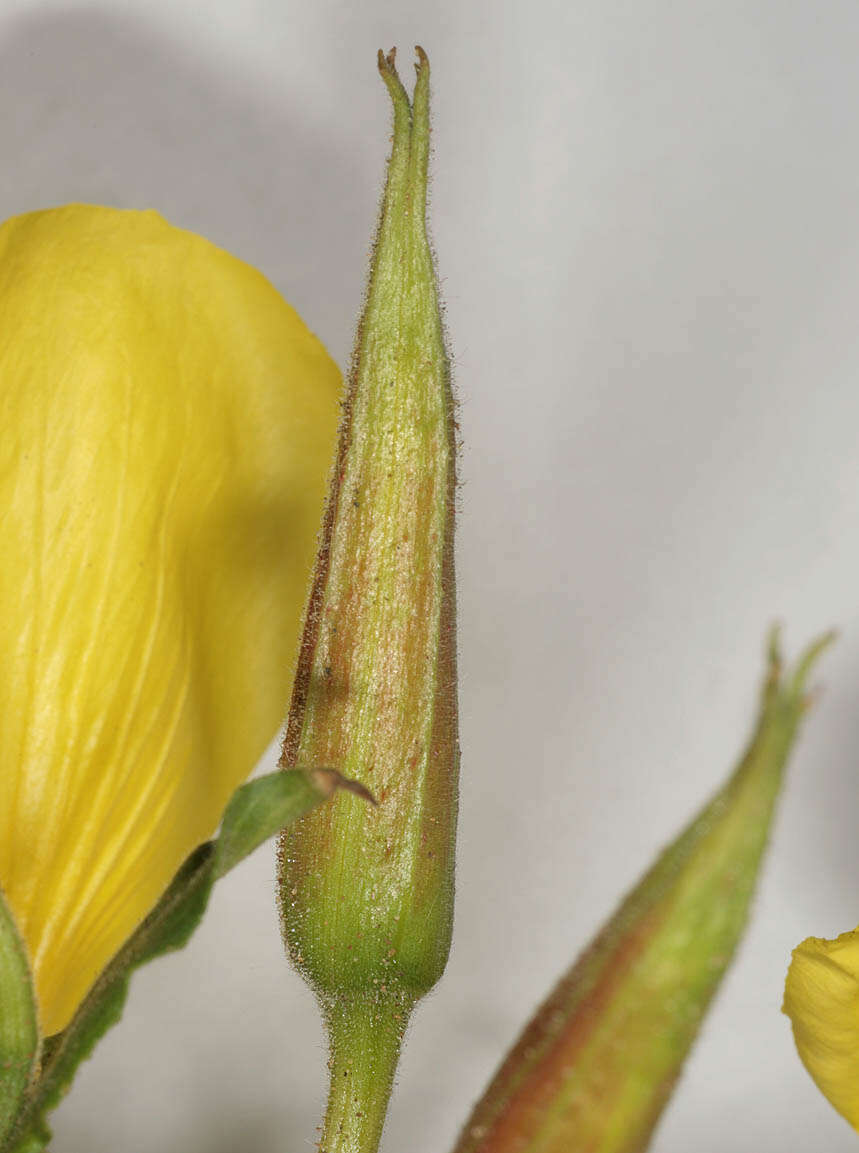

[278,46,458,1153]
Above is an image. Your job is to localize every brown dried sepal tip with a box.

[310,768,378,806]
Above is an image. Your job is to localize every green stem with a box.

[318,991,414,1153]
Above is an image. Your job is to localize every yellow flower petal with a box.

[0,204,340,1033]
[783,928,859,1128]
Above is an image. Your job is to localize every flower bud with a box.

[452,630,831,1153]
[278,47,458,1153]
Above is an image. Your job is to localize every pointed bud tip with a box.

[377,46,428,87]
[790,629,838,701]
[378,46,398,76]
[766,621,783,673]
[761,624,836,708]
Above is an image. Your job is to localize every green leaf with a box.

[215,767,373,880]
[0,888,38,1147]
[5,767,364,1150]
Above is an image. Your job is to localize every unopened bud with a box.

[451,630,832,1153]
[278,46,458,1153]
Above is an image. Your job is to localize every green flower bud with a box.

[278,47,458,1153]
[451,630,831,1153]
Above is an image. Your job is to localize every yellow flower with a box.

[783,928,859,1128]
[0,204,340,1035]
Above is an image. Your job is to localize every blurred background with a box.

[3,0,859,1149]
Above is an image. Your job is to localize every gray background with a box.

[3,0,859,1149]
